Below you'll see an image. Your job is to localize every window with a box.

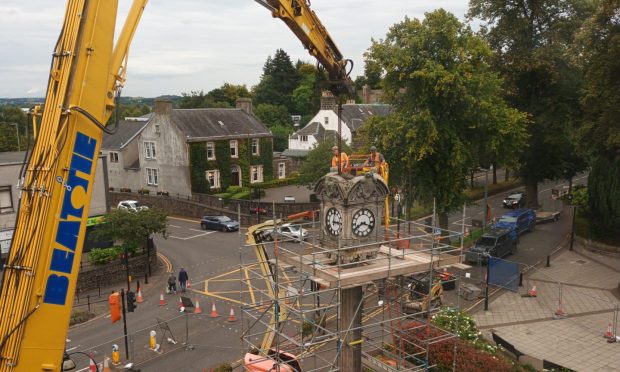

[250,165,264,184]
[278,162,286,179]
[206,170,221,189]
[155,124,160,134]
[146,168,159,186]
[0,186,14,214]
[324,117,329,125]
[207,142,215,160]
[251,138,260,156]
[230,140,238,158]
[109,152,119,163]
[300,135,308,142]
[145,141,156,159]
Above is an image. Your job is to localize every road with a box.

[66,175,586,371]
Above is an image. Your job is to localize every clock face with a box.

[352,208,375,237]
[325,207,343,236]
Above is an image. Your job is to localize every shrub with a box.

[89,246,123,265]
[232,190,251,200]
[226,186,243,194]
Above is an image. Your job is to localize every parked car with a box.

[200,216,239,232]
[494,209,536,240]
[250,207,268,215]
[117,200,148,212]
[263,223,308,242]
[465,227,517,264]
[502,191,526,209]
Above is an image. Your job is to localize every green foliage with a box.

[364,10,527,225]
[213,363,232,372]
[270,124,294,152]
[353,60,383,90]
[189,143,210,194]
[89,246,122,265]
[588,155,620,237]
[253,49,300,113]
[93,208,168,254]
[431,307,495,352]
[254,104,291,127]
[297,139,351,187]
[292,62,323,116]
[106,103,151,125]
[469,0,594,206]
[178,84,251,109]
[0,106,27,152]
[231,190,251,199]
[571,187,589,210]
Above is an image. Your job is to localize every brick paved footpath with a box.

[472,243,620,371]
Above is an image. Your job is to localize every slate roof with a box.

[168,108,271,142]
[282,149,310,157]
[290,122,324,140]
[341,104,392,131]
[102,119,149,150]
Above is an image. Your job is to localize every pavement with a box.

[472,240,620,371]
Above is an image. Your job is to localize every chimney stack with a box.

[236,98,253,115]
[154,99,173,115]
[320,91,336,112]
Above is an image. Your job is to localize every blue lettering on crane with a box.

[43,132,96,305]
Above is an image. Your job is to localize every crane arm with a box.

[0,1,147,370]
[255,0,354,96]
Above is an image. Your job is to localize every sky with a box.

[0,1,470,98]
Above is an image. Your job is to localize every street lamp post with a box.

[481,168,490,231]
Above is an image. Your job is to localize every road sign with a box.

[394,193,401,202]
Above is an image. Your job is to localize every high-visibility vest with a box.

[331,152,349,168]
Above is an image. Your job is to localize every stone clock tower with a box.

[314,171,388,263]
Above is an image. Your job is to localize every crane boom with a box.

[255,0,354,96]
[0,1,147,371]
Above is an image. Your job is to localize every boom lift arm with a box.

[255,0,354,96]
[0,1,147,371]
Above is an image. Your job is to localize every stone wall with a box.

[109,191,319,226]
[76,249,159,293]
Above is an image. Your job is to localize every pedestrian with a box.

[167,272,177,294]
[178,268,189,293]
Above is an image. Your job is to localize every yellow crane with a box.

[0,0,353,370]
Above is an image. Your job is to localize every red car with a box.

[250,207,268,215]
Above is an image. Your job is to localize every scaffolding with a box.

[239,210,466,371]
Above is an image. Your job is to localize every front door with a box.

[231,165,241,187]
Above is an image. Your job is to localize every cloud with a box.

[1,0,470,98]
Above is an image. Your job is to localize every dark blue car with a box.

[494,209,536,241]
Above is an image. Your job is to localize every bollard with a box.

[546,255,550,268]
[145,272,149,285]
[149,330,157,350]
[111,344,120,365]
[87,295,91,312]
[519,273,523,287]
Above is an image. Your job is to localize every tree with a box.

[270,124,294,152]
[106,103,151,125]
[468,0,595,208]
[353,60,383,91]
[94,208,168,254]
[297,139,351,187]
[178,90,208,109]
[364,10,528,229]
[253,49,300,113]
[254,103,291,128]
[205,83,251,107]
[0,106,27,152]
[575,0,620,237]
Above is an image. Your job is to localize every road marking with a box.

[245,267,256,304]
[158,252,173,272]
[168,224,181,228]
[168,216,201,223]
[189,228,205,232]
[169,231,215,240]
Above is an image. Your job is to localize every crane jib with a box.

[43,131,97,305]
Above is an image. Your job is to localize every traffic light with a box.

[126,290,137,312]
[109,292,121,323]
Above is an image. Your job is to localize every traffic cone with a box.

[227,306,237,322]
[210,301,219,318]
[186,279,191,288]
[604,322,614,339]
[89,353,96,372]
[102,356,111,372]
[137,288,144,303]
[159,292,166,306]
[178,296,183,309]
[529,285,537,297]
[195,299,202,314]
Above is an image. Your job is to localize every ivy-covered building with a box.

[101,98,273,196]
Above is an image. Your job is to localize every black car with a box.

[200,216,239,232]
[502,191,526,209]
[465,227,517,264]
